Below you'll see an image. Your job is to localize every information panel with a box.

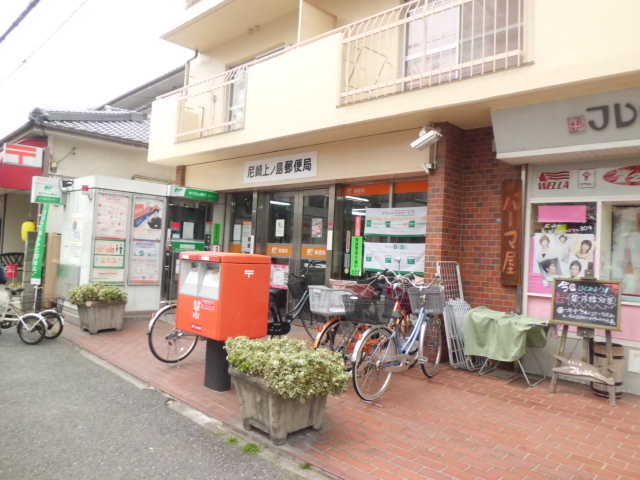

[551,278,621,330]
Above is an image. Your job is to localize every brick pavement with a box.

[63,320,640,480]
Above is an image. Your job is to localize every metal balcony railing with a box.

[169,0,525,142]
[174,65,247,143]
[340,0,525,105]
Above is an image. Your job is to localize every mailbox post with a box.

[176,252,271,391]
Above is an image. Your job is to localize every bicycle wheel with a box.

[352,326,396,401]
[147,304,198,363]
[314,319,365,370]
[296,306,323,340]
[420,315,443,378]
[16,314,46,345]
[42,312,64,339]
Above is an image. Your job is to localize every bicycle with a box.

[351,274,444,402]
[267,260,325,339]
[147,301,199,364]
[0,287,53,345]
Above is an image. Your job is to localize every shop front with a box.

[493,86,640,395]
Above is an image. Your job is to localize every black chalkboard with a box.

[551,278,622,330]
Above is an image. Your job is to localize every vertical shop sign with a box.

[30,204,50,285]
[501,179,522,286]
[350,236,363,277]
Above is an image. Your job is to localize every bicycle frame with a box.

[0,294,47,332]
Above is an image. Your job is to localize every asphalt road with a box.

[0,327,311,480]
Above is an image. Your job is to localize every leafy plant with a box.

[68,282,128,305]
[242,443,260,455]
[225,336,350,403]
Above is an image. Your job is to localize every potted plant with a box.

[68,282,128,334]
[225,336,350,444]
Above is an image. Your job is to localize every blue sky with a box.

[0,0,193,137]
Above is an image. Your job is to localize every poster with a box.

[311,218,323,238]
[95,193,129,239]
[364,207,427,237]
[91,268,125,283]
[129,240,161,284]
[363,242,425,273]
[95,239,125,255]
[270,264,289,289]
[275,219,285,238]
[133,198,163,241]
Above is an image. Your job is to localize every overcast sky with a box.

[0,0,193,137]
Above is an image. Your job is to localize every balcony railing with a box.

[174,65,247,143]
[169,0,525,142]
[340,0,525,105]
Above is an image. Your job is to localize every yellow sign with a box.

[301,245,327,259]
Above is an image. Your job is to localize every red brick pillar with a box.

[176,165,186,186]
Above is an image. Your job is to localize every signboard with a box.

[244,152,317,184]
[168,186,218,201]
[95,192,129,239]
[350,236,363,276]
[31,176,63,205]
[551,278,622,330]
[363,242,425,274]
[133,197,164,241]
[364,207,427,237]
[30,204,50,285]
[500,179,521,285]
[3,143,44,167]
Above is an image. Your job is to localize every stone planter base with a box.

[229,367,327,445]
[78,302,126,334]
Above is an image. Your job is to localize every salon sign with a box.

[244,152,317,184]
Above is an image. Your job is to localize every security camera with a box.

[410,127,442,150]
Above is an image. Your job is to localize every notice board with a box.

[551,278,621,330]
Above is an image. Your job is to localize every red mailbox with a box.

[176,252,270,341]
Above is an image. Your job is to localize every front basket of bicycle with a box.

[343,294,395,325]
[408,285,445,315]
[308,286,355,316]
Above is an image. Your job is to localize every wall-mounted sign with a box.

[364,207,427,237]
[168,186,218,201]
[267,244,293,257]
[31,176,63,204]
[363,242,425,274]
[2,143,44,167]
[500,179,521,286]
[244,152,317,184]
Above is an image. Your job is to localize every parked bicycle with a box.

[267,259,325,339]
[147,301,199,364]
[351,274,444,402]
[0,287,64,344]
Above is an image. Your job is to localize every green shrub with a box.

[68,282,128,305]
[225,336,350,403]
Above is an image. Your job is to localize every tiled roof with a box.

[28,108,150,144]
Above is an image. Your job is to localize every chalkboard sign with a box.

[551,278,622,330]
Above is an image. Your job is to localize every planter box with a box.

[78,301,126,334]
[229,367,327,445]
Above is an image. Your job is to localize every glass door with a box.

[263,189,329,288]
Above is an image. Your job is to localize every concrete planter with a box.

[229,367,327,445]
[78,301,126,334]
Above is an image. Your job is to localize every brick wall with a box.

[427,124,521,311]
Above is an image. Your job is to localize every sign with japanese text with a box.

[31,176,63,205]
[364,207,427,237]
[363,242,425,274]
[244,152,317,184]
[3,143,44,168]
[267,244,293,257]
[301,245,327,260]
[168,186,218,201]
[30,204,50,285]
[551,279,621,330]
[350,236,363,276]
[501,179,521,286]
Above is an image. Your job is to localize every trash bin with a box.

[591,342,624,398]
[6,264,18,279]
[176,252,271,391]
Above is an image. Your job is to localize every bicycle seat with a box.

[4,287,24,296]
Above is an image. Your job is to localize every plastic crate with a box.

[408,285,445,315]
[308,286,354,316]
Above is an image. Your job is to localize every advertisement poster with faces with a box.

[529,232,595,293]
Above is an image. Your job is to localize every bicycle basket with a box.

[408,285,445,315]
[287,275,308,299]
[344,294,395,325]
[308,286,354,316]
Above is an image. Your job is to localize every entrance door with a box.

[262,189,329,286]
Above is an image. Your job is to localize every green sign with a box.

[213,223,221,245]
[172,240,205,251]
[169,186,218,202]
[31,177,63,205]
[31,204,50,285]
[350,236,363,277]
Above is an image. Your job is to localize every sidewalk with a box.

[63,320,640,480]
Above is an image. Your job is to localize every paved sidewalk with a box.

[64,320,640,480]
